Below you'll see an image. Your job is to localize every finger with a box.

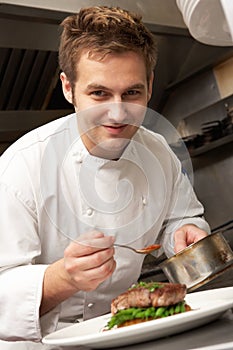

[85,260,117,290]
[83,256,116,280]
[77,230,115,248]
[66,234,115,256]
[69,257,116,291]
[174,225,208,253]
[174,228,187,253]
[193,229,208,243]
[77,235,115,249]
[69,247,115,271]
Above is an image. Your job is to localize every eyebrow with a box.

[85,83,146,92]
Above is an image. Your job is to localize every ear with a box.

[147,72,154,102]
[60,72,73,104]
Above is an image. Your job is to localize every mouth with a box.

[103,124,128,135]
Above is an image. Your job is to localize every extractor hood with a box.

[0,0,233,154]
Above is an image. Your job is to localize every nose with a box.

[107,102,127,123]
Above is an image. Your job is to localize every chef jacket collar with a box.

[71,134,140,170]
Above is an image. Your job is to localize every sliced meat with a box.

[150,283,186,307]
[111,288,151,314]
[111,282,187,314]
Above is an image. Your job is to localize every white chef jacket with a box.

[0,113,210,349]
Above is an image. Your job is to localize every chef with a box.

[0,6,210,349]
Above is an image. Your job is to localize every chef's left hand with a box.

[174,224,208,253]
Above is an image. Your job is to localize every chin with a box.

[93,138,130,159]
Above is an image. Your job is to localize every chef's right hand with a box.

[63,230,116,291]
[40,230,116,316]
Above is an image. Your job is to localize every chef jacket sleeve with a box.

[0,183,60,341]
[160,149,211,258]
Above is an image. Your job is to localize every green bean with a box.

[106,301,187,329]
[145,308,152,318]
[164,309,170,317]
[169,306,175,315]
[175,303,181,314]
[120,308,136,315]
[155,307,166,317]
[135,311,145,318]
[180,302,186,313]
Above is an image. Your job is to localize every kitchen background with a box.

[0,0,233,235]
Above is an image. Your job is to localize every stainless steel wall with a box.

[160,64,233,231]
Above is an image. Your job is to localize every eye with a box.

[127,90,139,95]
[123,90,141,99]
[91,90,107,97]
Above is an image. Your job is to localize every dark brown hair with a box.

[59,6,158,90]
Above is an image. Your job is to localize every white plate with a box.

[43,287,233,349]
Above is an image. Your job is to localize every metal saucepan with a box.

[159,231,233,292]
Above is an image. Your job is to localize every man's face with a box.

[61,51,153,158]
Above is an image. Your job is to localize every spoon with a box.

[114,243,161,254]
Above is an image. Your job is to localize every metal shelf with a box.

[189,133,233,157]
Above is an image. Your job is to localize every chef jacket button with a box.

[87,303,94,308]
[76,156,83,163]
[86,208,93,216]
[142,196,147,205]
